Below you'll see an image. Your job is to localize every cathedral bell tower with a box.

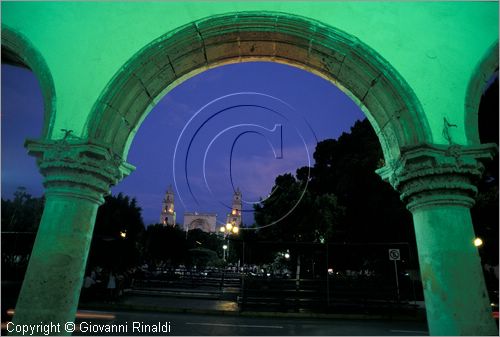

[225,187,242,228]
[160,185,176,226]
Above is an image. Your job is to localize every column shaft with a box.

[12,190,100,333]
[411,200,496,335]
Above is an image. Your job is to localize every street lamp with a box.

[474,237,483,247]
[222,244,228,261]
[119,230,127,239]
[220,221,239,262]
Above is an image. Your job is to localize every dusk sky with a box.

[2,62,365,226]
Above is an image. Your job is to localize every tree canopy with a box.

[1,187,44,233]
[87,193,145,271]
[254,119,414,245]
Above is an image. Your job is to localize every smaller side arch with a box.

[465,41,499,145]
[1,24,56,139]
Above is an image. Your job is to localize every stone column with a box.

[378,143,498,336]
[11,139,134,335]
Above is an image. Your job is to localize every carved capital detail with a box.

[25,139,135,204]
[377,143,497,211]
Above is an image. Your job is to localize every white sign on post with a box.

[389,249,400,261]
[389,248,401,301]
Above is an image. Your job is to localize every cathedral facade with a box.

[159,187,243,232]
[183,212,217,232]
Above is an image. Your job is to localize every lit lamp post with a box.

[222,244,228,260]
[220,222,239,261]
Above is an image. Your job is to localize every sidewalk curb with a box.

[128,289,221,300]
[78,303,425,322]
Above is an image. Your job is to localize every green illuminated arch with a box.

[464,41,499,145]
[1,24,56,139]
[87,12,432,166]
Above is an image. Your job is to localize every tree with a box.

[186,248,224,269]
[143,224,187,268]
[253,171,346,280]
[1,187,44,280]
[308,120,414,244]
[1,187,44,233]
[254,119,413,245]
[87,193,145,271]
[141,225,226,270]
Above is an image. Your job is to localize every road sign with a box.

[389,248,401,301]
[389,249,400,261]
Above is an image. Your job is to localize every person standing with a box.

[107,270,116,303]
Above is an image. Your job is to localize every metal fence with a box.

[236,241,423,313]
[129,240,424,313]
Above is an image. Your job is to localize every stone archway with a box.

[86,12,431,167]
[1,24,56,139]
[81,13,495,335]
[10,11,497,336]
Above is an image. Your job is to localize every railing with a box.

[130,268,420,315]
[131,269,242,292]
[239,275,419,314]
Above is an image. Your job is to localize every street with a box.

[72,310,429,336]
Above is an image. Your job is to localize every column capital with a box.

[25,138,135,204]
[377,143,497,211]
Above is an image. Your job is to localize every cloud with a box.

[221,143,314,201]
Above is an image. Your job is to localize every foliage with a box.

[254,119,413,245]
[186,247,224,269]
[87,193,145,271]
[1,187,44,233]
[142,225,225,269]
[309,120,414,243]
[1,187,43,280]
[143,224,187,267]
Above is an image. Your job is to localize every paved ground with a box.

[81,294,239,315]
[72,309,429,336]
[80,292,425,321]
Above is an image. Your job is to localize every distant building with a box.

[160,185,176,226]
[184,212,217,232]
[160,185,243,233]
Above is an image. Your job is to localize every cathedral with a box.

[160,186,242,232]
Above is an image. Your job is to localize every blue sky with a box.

[1,62,365,226]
